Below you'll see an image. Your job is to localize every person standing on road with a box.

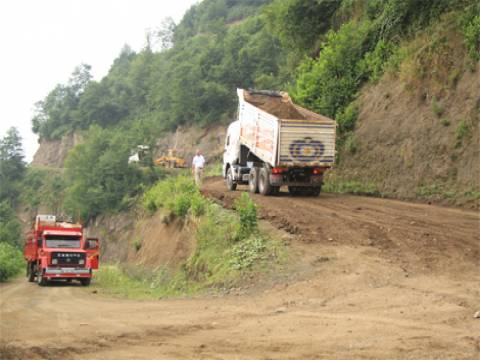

[192,149,205,186]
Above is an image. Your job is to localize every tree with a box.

[0,127,26,202]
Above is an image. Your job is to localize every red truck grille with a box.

[51,252,86,267]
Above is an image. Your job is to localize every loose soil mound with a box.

[244,91,306,119]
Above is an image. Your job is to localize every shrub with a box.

[440,117,451,127]
[431,96,444,117]
[292,20,375,118]
[362,39,397,81]
[0,243,24,282]
[143,176,199,218]
[190,193,208,217]
[233,193,258,241]
[229,236,267,270]
[336,104,359,135]
[459,4,480,61]
[344,133,359,154]
[455,119,470,147]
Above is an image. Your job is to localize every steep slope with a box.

[329,16,479,207]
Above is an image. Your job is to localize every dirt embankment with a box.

[86,211,195,272]
[1,181,479,360]
[334,57,479,207]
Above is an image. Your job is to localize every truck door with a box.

[85,238,99,270]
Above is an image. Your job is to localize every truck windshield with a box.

[45,235,81,248]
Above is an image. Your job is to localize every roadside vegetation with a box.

[93,176,286,299]
[0,128,26,282]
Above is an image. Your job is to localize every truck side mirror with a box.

[37,238,42,247]
[85,238,99,250]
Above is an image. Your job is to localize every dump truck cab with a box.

[24,215,99,286]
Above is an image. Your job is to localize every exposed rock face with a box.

[31,133,83,168]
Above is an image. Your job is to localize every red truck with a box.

[24,215,99,286]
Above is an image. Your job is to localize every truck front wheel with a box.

[80,278,91,286]
[258,168,273,196]
[37,270,47,286]
[226,168,237,191]
[248,168,259,193]
[27,262,35,282]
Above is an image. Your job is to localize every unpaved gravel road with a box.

[1,178,479,359]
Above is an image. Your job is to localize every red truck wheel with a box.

[27,262,35,282]
[80,278,91,286]
[37,268,47,286]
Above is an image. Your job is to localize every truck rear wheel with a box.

[258,168,273,196]
[226,168,237,191]
[310,186,321,196]
[248,168,259,193]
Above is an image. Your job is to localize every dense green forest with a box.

[24,0,480,220]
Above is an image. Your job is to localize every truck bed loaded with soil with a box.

[223,89,336,196]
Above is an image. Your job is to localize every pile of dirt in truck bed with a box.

[244,91,306,120]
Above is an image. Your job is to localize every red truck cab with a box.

[24,215,99,286]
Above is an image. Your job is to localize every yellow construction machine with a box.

[154,148,187,168]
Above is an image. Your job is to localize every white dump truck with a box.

[223,89,336,196]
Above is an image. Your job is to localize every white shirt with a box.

[192,155,205,169]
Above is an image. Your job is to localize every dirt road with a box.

[1,179,479,359]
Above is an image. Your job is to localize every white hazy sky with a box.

[0,0,198,162]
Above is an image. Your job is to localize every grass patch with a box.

[93,178,287,299]
[455,119,471,147]
[323,175,380,196]
[204,162,223,177]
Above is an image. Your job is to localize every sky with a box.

[0,0,198,162]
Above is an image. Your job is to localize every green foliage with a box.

[233,193,258,241]
[63,126,157,221]
[0,128,26,203]
[0,201,22,247]
[143,175,203,217]
[292,20,375,118]
[336,103,359,135]
[458,2,480,61]
[455,119,470,147]
[20,167,67,214]
[0,242,24,282]
[264,0,341,52]
[344,133,359,154]
[229,236,266,270]
[133,238,142,252]
[361,40,397,82]
[431,96,445,117]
